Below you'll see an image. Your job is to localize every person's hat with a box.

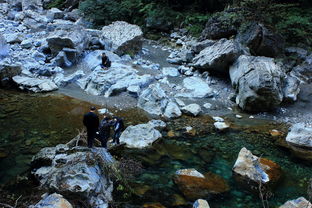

[90,106,96,111]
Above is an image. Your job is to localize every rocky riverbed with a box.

[0,0,312,207]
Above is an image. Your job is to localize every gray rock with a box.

[22,0,43,11]
[4,33,22,44]
[162,67,179,77]
[191,39,216,54]
[119,122,162,148]
[82,50,121,71]
[176,77,213,98]
[214,122,229,130]
[0,34,9,58]
[148,119,166,129]
[290,54,312,84]
[237,22,284,58]
[182,104,202,116]
[164,101,182,118]
[13,75,58,92]
[283,75,300,103]
[32,51,46,62]
[23,10,49,30]
[286,123,312,149]
[29,193,73,208]
[32,143,114,208]
[193,199,210,208]
[285,47,308,61]
[54,70,84,87]
[101,21,143,56]
[279,197,312,208]
[0,63,21,86]
[20,39,33,49]
[0,3,9,14]
[50,50,73,67]
[229,55,284,112]
[46,8,64,21]
[46,27,90,63]
[138,83,168,116]
[193,39,244,73]
[127,85,140,97]
[167,49,194,65]
[203,103,212,109]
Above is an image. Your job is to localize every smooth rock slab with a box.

[29,193,73,208]
[214,122,229,131]
[119,121,163,148]
[13,76,58,92]
[176,77,213,98]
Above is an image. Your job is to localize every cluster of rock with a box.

[165,13,312,112]
[0,0,144,93]
[30,137,115,208]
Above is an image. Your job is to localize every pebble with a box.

[236,115,242,119]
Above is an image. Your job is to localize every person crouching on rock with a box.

[101,52,111,70]
[112,116,124,145]
[83,106,99,148]
[98,114,111,148]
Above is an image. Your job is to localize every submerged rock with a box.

[173,168,229,200]
[285,123,312,161]
[279,197,312,208]
[192,39,244,73]
[32,142,114,208]
[233,147,281,187]
[230,55,285,112]
[119,120,164,148]
[193,199,210,208]
[101,21,143,56]
[29,193,73,208]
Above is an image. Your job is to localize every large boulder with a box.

[233,147,281,187]
[279,197,312,208]
[29,193,73,208]
[229,55,285,112]
[176,77,213,98]
[285,123,312,161]
[137,83,169,116]
[237,22,284,58]
[200,9,243,40]
[181,104,202,117]
[32,143,114,208]
[119,120,165,148]
[173,168,229,200]
[12,75,58,92]
[46,27,90,64]
[0,34,9,59]
[164,101,182,118]
[192,39,244,73]
[167,49,194,65]
[101,21,143,56]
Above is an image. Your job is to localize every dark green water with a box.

[0,89,311,208]
[120,129,311,208]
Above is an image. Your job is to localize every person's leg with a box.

[87,130,96,148]
[115,130,121,144]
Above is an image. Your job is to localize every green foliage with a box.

[182,13,211,36]
[46,0,65,9]
[274,7,312,46]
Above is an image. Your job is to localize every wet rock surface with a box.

[29,193,73,208]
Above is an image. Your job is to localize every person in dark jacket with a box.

[101,53,111,69]
[98,115,111,148]
[112,116,124,145]
[83,106,99,148]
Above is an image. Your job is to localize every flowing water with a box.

[0,88,311,207]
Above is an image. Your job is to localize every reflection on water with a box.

[120,130,311,207]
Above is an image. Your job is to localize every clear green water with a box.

[119,130,311,208]
[0,89,311,208]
